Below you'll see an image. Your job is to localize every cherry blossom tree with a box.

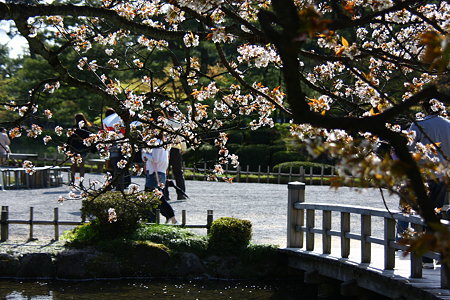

[0,0,449,256]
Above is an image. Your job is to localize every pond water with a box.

[0,280,319,300]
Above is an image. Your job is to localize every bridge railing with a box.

[287,181,449,289]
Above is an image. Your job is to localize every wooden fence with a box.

[8,153,337,185]
[287,182,449,289]
[185,163,336,185]
[0,206,214,242]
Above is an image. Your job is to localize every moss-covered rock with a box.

[17,253,55,278]
[119,241,171,277]
[0,254,19,277]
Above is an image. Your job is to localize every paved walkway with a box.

[0,173,400,246]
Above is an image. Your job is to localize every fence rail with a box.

[287,182,449,289]
[0,206,214,242]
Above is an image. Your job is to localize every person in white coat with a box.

[142,138,177,224]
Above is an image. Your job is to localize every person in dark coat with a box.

[68,113,92,185]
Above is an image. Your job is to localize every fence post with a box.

[181,210,186,226]
[246,165,249,183]
[309,166,313,185]
[277,167,281,184]
[29,207,34,241]
[300,166,305,182]
[53,207,59,241]
[236,165,241,183]
[257,165,261,183]
[266,166,270,183]
[156,209,161,224]
[287,182,305,248]
[206,210,214,234]
[203,162,207,181]
[288,166,292,182]
[1,206,9,241]
[320,165,324,185]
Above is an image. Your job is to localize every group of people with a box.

[68,109,186,225]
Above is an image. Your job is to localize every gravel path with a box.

[0,173,400,247]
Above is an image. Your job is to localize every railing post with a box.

[361,214,371,263]
[287,182,305,248]
[53,207,59,241]
[384,217,396,270]
[266,166,270,184]
[323,210,331,254]
[341,212,350,258]
[410,223,423,278]
[207,210,213,234]
[1,206,9,241]
[306,209,315,251]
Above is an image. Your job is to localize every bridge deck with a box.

[283,238,450,300]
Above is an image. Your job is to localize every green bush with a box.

[183,144,217,166]
[133,224,208,255]
[81,191,160,237]
[208,217,252,255]
[273,161,334,175]
[61,221,102,246]
[235,145,270,170]
[245,127,281,144]
[271,151,306,166]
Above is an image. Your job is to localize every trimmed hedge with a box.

[81,191,160,237]
[208,217,252,255]
[271,151,306,166]
[273,161,334,174]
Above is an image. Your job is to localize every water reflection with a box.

[0,280,317,299]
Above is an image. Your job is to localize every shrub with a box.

[235,145,270,170]
[81,191,160,237]
[208,217,252,255]
[61,221,102,246]
[271,151,306,166]
[133,224,208,255]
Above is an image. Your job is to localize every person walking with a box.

[409,100,450,268]
[102,108,131,191]
[67,114,92,184]
[0,127,11,166]
[164,113,187,200]
[142,136,178,224]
